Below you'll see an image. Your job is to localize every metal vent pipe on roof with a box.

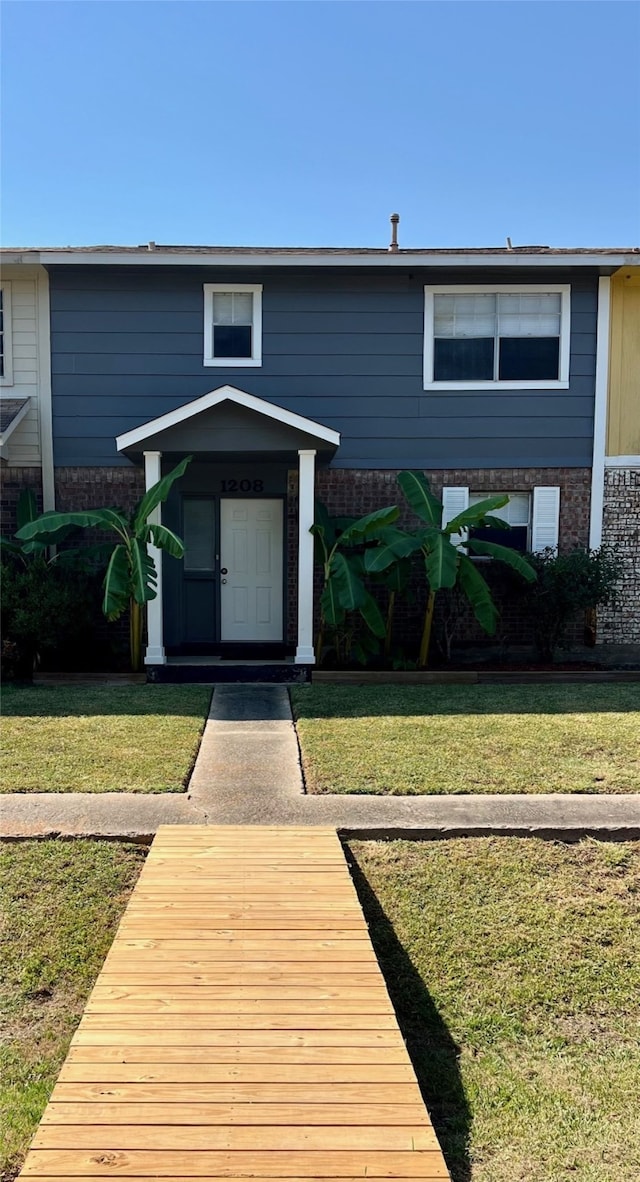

[389,213,399,253]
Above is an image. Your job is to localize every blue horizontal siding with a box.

[48,266,599,469]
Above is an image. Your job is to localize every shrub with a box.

[522,546,623,661]
[0,556,102,678]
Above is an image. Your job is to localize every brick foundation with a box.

[54,466,145,514]
[0,467,43,535]
[599,466,640,642]
[314,466,592,654]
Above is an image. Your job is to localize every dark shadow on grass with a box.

[1,684,212,719]
[344,841,472,1182]
[291,683,639,719]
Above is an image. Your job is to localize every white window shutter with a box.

[531,486,560,552]
[442,486,469,545]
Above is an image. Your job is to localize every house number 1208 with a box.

[220,479,264,493]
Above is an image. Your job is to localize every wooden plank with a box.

[65,1045,412,1064]
[18,826,450,1182]
[85,999,394,1015]
[50,1082,423,1102]
[88,986,389,1000]
[75,1014,398,1029]
[70,1030,402,1046]
[42,1102,430,1125]
[31,1125,439,1150]
[95,972,383,986]
[115,928,372,941]
[21,1150,449,1177]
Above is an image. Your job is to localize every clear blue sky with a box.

[2,1,639,248]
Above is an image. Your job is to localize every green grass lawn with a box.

[1,685,212,793]
[348,837,640,1182]
[0,840,145,1179]
[291,684,640,794]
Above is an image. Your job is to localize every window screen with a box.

[433,292,562,382]
[212,291,253,359]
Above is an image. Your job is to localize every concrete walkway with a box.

[2,684,640,841]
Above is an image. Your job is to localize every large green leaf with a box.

[0,537,25,559]
[320,581,345,628]
[133,455,192,532]
[313,501,337,550]
[16,508,128,542]
[359,591,387,638]
[364,527,422,572]
[378,527,424,557]
[364,543,397,573]
[16,489,39,531]
[102,544,130,621]
[330,551,367,610]
[457,554,499,635]
[397,471,442,527]
[465,538,537,581]
[379,556,412,593]
[310,522,330,567]
[130,537,158,605]
[423,532,458,590]
[143,522,185,559]
[445,496,510,533]
[337,505,399,547]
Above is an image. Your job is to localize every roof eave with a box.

[3,250,639,269]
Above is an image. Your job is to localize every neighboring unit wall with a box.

[0,267,49,465]
[600,267,640,642]
[600,467,640,642]
[607,269,640,459]
[0,265,54,525]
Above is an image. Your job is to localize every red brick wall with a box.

[0,467,43,536]
[315,467,591,551]
[54,467,145,514]
[311,466,592,656]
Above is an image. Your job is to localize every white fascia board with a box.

[116,384,341,451]
[589,276,611,549]
[0,397,31,456]
[33,251,640,268]
[604,455,640,466]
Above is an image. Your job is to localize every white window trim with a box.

[0,282,14,386]
[423,283,571,391]
[203,283,262,367]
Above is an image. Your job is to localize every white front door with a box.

[220,499,284,642]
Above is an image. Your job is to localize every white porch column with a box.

[143,450,166,666]
[295,448,317,664]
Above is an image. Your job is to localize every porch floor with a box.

[166,656,296,666]
[19,825,450,1180]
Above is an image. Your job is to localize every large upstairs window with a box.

[424,285,570,389]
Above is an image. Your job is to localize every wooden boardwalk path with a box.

[20,825,450,1180]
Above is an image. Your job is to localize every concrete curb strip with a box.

[2,685,639,842]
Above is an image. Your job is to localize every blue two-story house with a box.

[1,237,635,666]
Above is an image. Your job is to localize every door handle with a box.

[220,568,228,574]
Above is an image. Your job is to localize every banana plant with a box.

[1,488,86,565]
[311,501,400,662]
[16,456,192,671]
[367,472,537,667]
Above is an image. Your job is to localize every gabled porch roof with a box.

[115,385,340,457]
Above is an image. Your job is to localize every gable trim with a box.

[115,385,341,452]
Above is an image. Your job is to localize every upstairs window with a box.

[203,284,262,367]
[0,283,13,385]
[424,285,570,389]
